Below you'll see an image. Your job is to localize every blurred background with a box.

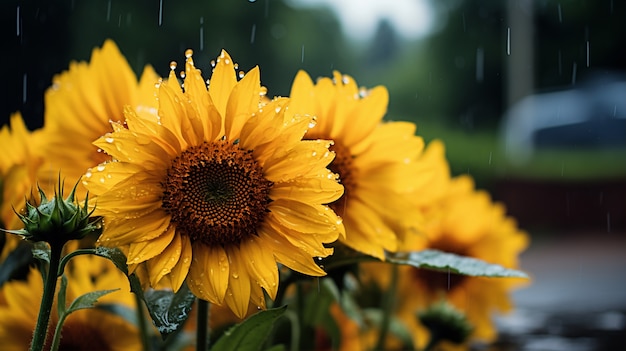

[1,0,625,349]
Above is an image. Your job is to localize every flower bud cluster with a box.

[11,180,100,246]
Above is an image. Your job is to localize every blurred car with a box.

[500,73,626,166]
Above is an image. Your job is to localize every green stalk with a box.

[374,264,399,351]
[196,299,210,351]
[135,293,151,351]
[30,244,63,351]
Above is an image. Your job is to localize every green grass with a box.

[412,120,626,185]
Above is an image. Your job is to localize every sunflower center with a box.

[162,140,273,246]
[412,241,468,292]
[325,141,357,217]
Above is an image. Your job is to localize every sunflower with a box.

[35,39,159,198]
[362,141,529,350]
[287,71,425,260]
[83,49,344,318]
[0,113,43,260]
[0,254,141,351]
[405,176,528,346]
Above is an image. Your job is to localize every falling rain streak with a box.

[250,24,256,44]
[22,74,27,103]
[476,47,484,82]
[107,0,111,22]
[301,45,305,63]
[558,3,562,23]
[506,27,511,55]
[587,41,590,67]
[571,61,577,84]
[159,0,163,26]
[16,6,20,36]
[199,17,204,51]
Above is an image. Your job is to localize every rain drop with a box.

[105,136,114,143]
[238,71,245,79]
[170,61,177,70]
[185,48,193,58]
[97,165,106,172]
[250,24,256,44]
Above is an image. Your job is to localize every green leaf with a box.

[0,242,33,286]
[386,250,528,278]
[143,283,196,338]
[65,288,119,314]
[94,246,129,275]
[212,306,288,351]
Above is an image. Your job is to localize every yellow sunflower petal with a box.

[264,214,335,258]
[270,175,344,204]
[269,198,343,234]
[343,200,397,259]
[127,225,176,265]
[168,234,193,291]
[223,246,252,319]
[209,50,238,117]
[145,231,182,287]
[225,66,261,140]
[257,228,327,276]
[188,243,229,304]
[240,236,280,300]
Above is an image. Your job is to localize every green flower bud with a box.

[418,300,473,346]
[6,178,101,247]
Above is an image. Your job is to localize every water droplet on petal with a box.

[170,61,178,70]
[185,49,193,58]
[96,165,105,172]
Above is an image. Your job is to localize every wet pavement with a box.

[491,232,626,351]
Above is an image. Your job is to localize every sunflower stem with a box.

[134,292,152,351]
[196,299,210,351]
[374,264,399,351]
[57,248,96,277]
[30,243,64,351]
